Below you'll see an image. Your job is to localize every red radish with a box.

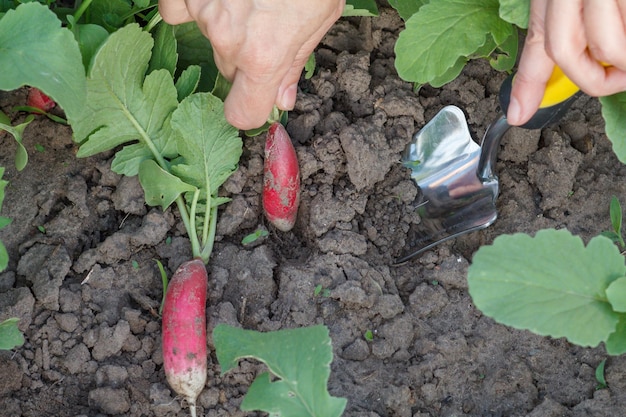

[27,87,55,112]
[161,258,208,417]
[263,122,300,232]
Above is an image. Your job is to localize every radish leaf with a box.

[468,229,626,348]
[0,3,86,123]
[394,0,513,86]
[214,324,347,417]
[600,92,626,164]
[170,93,242,194]
[139,160,197,210]
[72,23,179,175]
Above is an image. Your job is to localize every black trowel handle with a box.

[499,66,582,130]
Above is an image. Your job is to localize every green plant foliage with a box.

[72,23,179,174]
[595,359,607,389]
[498,0,529,28]
[388,0,428,21]
[173,22,218,92]
[0,167,10,272]
[0,318,23,350]
[600,92,626,164]
[214,324,347,417]
[394,0,515,87]
[0,3,86,124]
[0,111,33,171]
[468,229,626,348]
[343,0,379,17]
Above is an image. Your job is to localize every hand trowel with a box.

[396,67,583,264]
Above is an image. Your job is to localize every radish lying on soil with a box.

[263,122,301,232]
[27,87,55,112]
[161,258,208,417]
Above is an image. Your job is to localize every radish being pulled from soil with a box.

[161,258,208,417]
[27,87,55,113]
[263,122,301,231]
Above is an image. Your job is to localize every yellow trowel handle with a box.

[538,65,580,108]
[499,65,583,129]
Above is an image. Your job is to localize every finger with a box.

[544,0,619,97]
[584,0,626,70]
[212,50,237,83]
[158,0,193,24]
[508,0,554,125]
[224,69,284,130]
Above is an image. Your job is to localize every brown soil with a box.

[2,6,626,417]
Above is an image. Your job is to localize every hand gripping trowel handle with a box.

[477,66,583,182]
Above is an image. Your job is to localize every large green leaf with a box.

[394,0,513,85]
[174,22,218,92]
[468,229,626,348]
[170,93,242,194]
[72,24,179,176]
[600,92,626,164]
[0,2,86,123]
[214,324,347,417]
[499,0,530,28]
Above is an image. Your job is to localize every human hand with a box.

[158,0,345,130]
[508,0,626,126]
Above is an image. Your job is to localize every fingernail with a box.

[278,84,297,110]
[507,96,522,125]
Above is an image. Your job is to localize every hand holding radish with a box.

[158,0,345,130]
[508,0,626,126]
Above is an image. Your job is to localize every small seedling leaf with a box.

[0,318,24,350]
[241,229,269,245]
[468,229,626,348]
[609,196,623,235]
[595,359,607,389]
[213,324,347,417]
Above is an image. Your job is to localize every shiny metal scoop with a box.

[396,106,503,264]
[396,72,581,264]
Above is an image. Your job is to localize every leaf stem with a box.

[143,11,163,32]
[199,204,218,264]
[73,0,94,23]
[187,189,202,259]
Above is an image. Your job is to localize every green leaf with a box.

[468,229,626,348]
[138,159,197,210]
[609,195,623,234]
[304,53,316,80]
[214,324,347,417]
[0,318,24,350]
[595,359,607,389]
[0,2,86,123]
[148,21,177,77]
[241,229,269,245]
[67,17,109,72]
[499,0,530,29]
[170,93,242,194]
[73,24,179,168]
[600,92,626,164]
[489,30,518,72]
[175,64,201,102]
[0,114,34,171]
[174,22,218,92]
[388,0,428,20]
[606,277,626,313]
[89,0,132,31]
[606,314,626,355]
[343,0,379,17]
[394,0,513,85]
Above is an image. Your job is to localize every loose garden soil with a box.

[2,5,626,417]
